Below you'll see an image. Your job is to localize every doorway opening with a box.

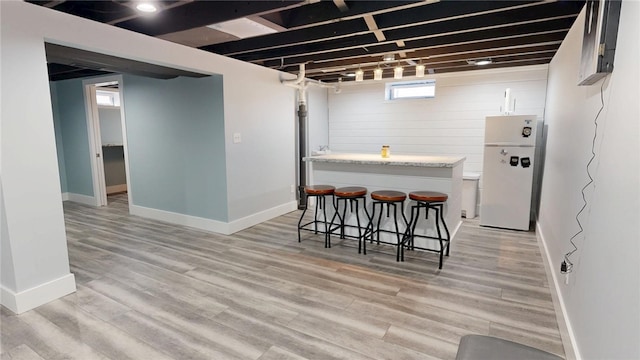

[83,75,132,208]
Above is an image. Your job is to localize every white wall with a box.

[1,3,77,314]
[305,85,330,184]
[307,85,330,155]
[0,1,296,312]
[327,66,548,213]
[538,2,639,359]
[98,107,123,145]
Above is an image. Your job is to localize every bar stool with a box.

[368,190,410,261]
[405,191,451,269]
[327,186,371,251]
[297,185,336,246]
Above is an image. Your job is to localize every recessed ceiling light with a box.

[467,58,492,66]
[208,18,278,39]
[136,2,157,13]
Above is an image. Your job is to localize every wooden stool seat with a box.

[335,186,367,198]
[409,191,448,202]
[371,190,407,202]
[305,185,335,196]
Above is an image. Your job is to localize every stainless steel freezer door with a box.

[480,146,535,231]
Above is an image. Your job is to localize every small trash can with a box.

[462,172,480,218]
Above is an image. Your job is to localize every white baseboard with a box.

[61,192,97,206]
[130,204,231,234]
[1,273,76,314]
[106,184,127,194]
[450,218,463,240]
[227,201,298,234]
[130,201,298,235]
[536,222,581,360]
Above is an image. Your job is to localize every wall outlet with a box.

[290,185,295,193]
[233,133,241,143]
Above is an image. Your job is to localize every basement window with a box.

[385,79,436,100]
[96,89,120,107]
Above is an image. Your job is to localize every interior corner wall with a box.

[538,2,640,359]
[50,79,94,197]
[223,66,296,222]
[123,74,228,221]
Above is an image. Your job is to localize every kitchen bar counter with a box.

[304,153,465,250]
[304,153,465,168]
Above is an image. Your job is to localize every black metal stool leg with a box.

[410,205,421,250]
[321,195,329,244]
[434,205,444,269]
[362,201,372,255]
[392,203,402,262]
[327,199,341,248]
[439,203,451,256]
[375,203,383,245]
[313,196,321,234]
[297,194,309,242]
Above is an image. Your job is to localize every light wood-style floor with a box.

[1,194,564,360]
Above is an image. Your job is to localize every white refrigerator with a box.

[480,115,536,231]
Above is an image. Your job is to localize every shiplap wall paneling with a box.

[327,66,548,216]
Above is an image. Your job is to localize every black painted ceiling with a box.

[32,0,585,82]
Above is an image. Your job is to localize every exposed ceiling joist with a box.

[31,0,585,82]
[333,0,349,12]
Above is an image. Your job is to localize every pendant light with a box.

[416,63,425,77]
[373,66,383,81]
[355,67,364,82]
[394,63,403,79]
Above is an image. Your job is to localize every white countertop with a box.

[304,153,465,168]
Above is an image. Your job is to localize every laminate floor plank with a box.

[1,344,46,360]
[286,313,429,360]
[0,194,566,359]
[213,309,375,360]
[383,324,459,360]
[33,299,172,360]
[257,346,309,360]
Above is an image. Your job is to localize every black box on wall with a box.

[578,0,622,86]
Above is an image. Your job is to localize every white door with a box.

[480,145,535,230]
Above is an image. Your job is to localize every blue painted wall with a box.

[50,79,93,196]
[50,83,68,193]
[123,75,228,221]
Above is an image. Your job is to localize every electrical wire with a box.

[563,79,606,273]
